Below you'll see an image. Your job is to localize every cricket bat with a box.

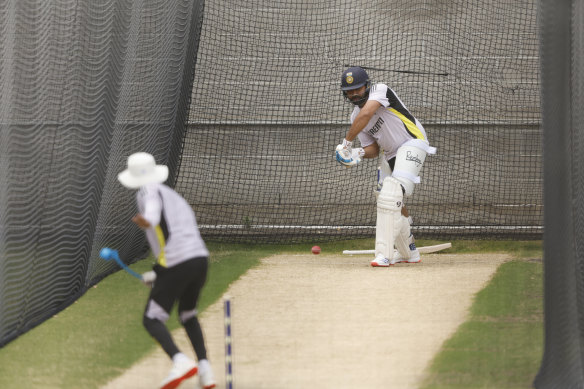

[342,242,452,255]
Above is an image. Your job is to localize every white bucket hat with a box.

[117,152,169,189]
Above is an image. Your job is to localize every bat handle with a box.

[112,250,143,280]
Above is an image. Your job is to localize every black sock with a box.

[143,316,180,358]
[183,317,207,360]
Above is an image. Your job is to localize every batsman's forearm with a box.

[345,114,370,141]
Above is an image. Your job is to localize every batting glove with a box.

[335,138,353,161]
[335,145,364,168]
[352,147,365,158]
[341,138,353,149]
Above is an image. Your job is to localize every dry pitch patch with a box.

[101,253,510,389]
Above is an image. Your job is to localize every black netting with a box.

[0,0,204,347]
[0,0,543,348]
[177,0,542,243]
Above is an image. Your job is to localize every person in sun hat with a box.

[118,152,216,389]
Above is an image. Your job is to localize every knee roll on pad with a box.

[392,139,436,196]
[375,177,403,261]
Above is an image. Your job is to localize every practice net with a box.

[0,0,203,347]
[0,0,541,347]
[177,0,542,243]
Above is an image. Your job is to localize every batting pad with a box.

[394,216,412,260]
[392,139,436,196]
[375,177,404,261]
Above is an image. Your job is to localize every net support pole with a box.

[534,0,584,387]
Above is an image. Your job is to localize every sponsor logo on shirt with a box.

[369,117,384,136]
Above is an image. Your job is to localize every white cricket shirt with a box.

[137,183,209,268]
[353,83,429,160]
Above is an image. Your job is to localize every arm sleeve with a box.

[138,185,162,227]
[368,83,390,107]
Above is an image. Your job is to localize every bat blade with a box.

[343,242,452,255]
[418,243,452,254]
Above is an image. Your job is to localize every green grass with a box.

[420,245,543,389]
[0,243,265,389]
[0,240,543,389]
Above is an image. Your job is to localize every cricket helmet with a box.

[341,66,371,105]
